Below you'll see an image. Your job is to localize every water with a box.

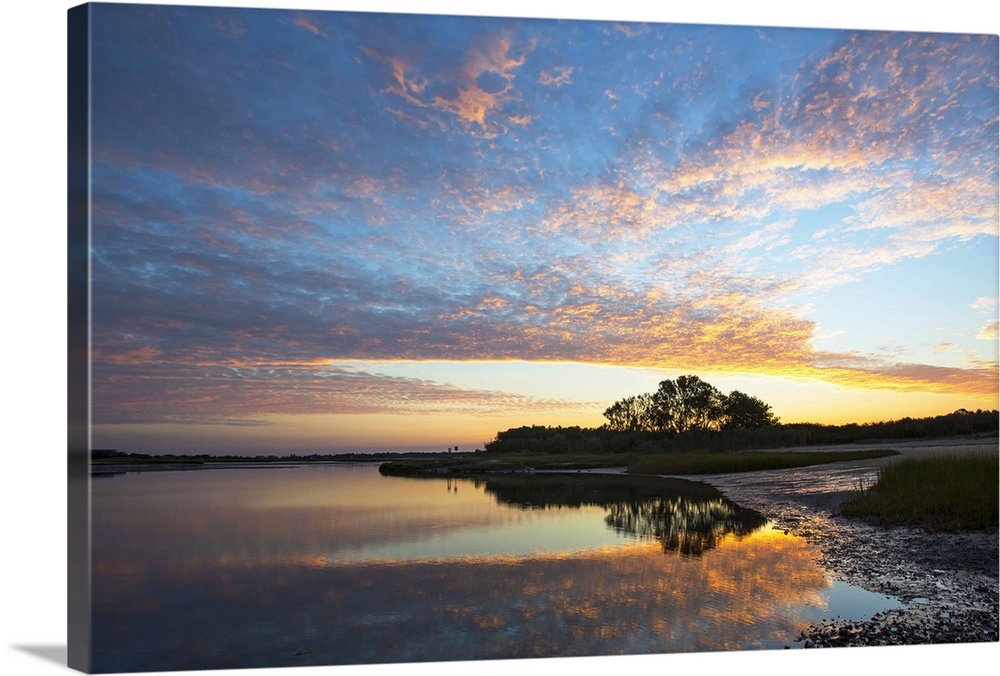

[89,464,899,672]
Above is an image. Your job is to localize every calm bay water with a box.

[90,463,899,672]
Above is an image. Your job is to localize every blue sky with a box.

[82,2,998,453]
[5,6,1000,676]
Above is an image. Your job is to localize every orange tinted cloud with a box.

[364,35,532,134]
[977,322,1000,341]
[88,12,998,441]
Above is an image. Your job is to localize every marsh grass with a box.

[625,449,899,476]
[383,449,900,477]
[840,454,999,531]
[378,452,641,476]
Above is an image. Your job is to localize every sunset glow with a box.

[87,4,999,454]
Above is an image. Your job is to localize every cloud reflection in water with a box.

[90,466,890,671]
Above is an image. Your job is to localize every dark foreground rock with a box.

[789,522,999,648]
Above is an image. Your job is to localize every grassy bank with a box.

[841,454,999,531]
[379,453,638,476]
[379,448,900,477]
[626,449,899,475]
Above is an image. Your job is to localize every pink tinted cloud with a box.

[92,361,599,425]
[364,35,532,134]
[292,12,328,39]
[538,66,573,88]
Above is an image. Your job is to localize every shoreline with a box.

[86,437,999,649]
[677,439,998,648]
[89,459,385,475]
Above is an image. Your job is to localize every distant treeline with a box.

[91,450,474,463]
[484,408,999,456]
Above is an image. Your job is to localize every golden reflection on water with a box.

[361,525,833,655]
[90,466,873,670]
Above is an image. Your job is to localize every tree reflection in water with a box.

[90,466,903,671]
[605,497,765,556]
[476,473,766,556]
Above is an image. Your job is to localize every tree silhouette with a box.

[602,375,777,434]
[722,390,780,429]
[602,393,655,432]
[651,375,726,433]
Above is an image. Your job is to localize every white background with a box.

[2,1,997,675]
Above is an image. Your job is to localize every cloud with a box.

[86,10,998,428]
[92,361,598,425]
[614,23,649,39]
[90,155,997,409]
[364,34,533,134]
[972,297,999,314]
[292,12,327,38]
[814,358,998,397]
[977,322,1000,341]
[971,299,999,341]
[609,31,998,301]
[538,66,573,88]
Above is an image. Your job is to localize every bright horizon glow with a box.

[86,4,999,454]
[92,359,995,454]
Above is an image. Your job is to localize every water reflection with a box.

[89,465,898,672]
[606,499,765,556]
[476,473,766,556]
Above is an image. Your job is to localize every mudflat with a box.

[682,438,998,647]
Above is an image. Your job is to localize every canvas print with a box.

[68,2,999,674]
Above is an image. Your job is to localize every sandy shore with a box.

[681,437,998,648]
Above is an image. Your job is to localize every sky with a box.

[83,2,999,454]
[4,6,999,676]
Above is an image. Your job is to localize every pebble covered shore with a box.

[688,441,999,649]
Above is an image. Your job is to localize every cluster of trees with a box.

[483,408,999,456]
[810,408,999,442]
[484,425,613,455]
[603,375,778,433]
[483,373,998,456]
